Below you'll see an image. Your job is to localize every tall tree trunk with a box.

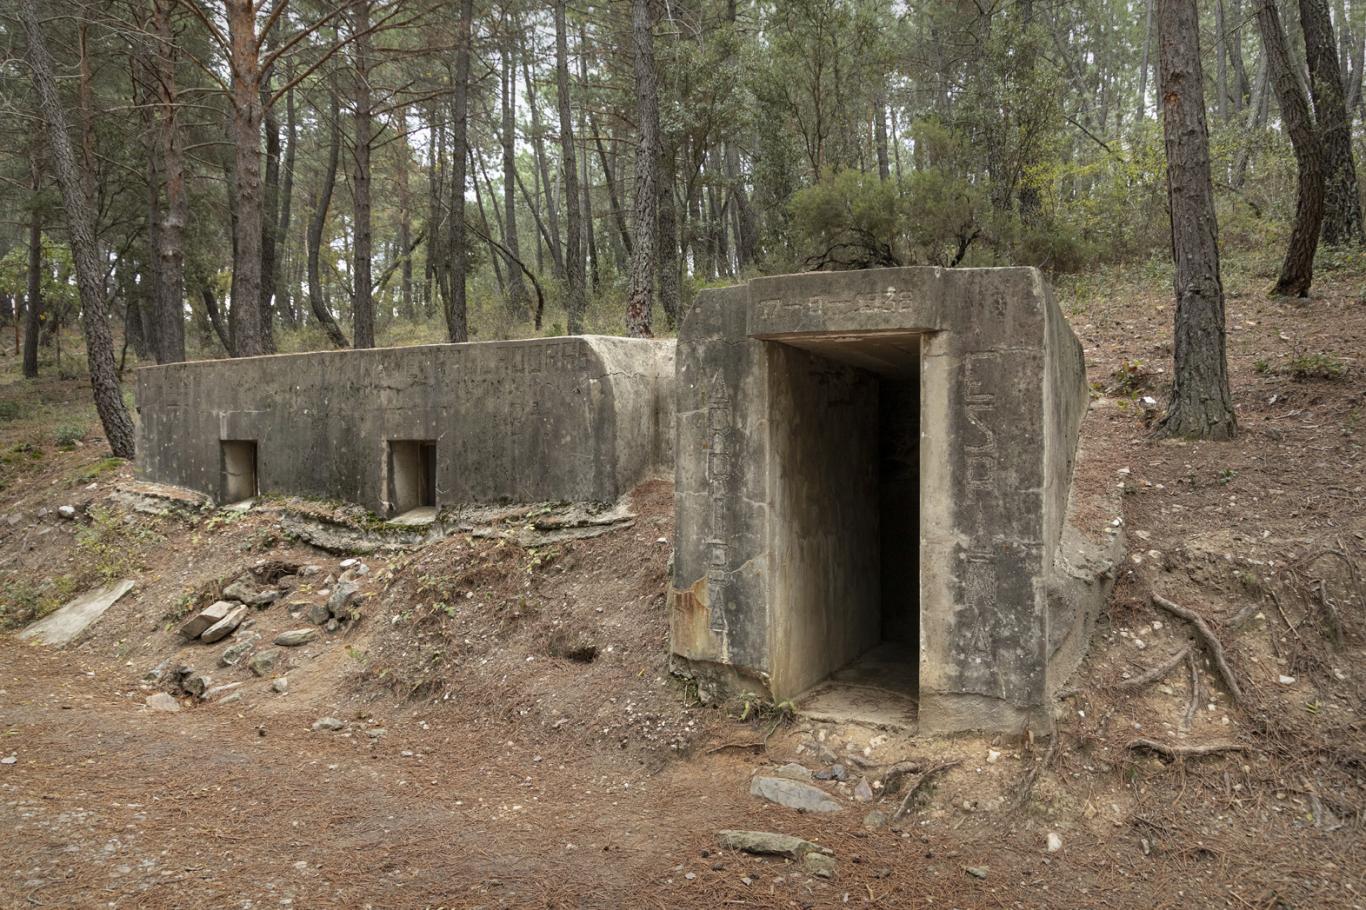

[1156,0,1237,440]
[555,0,585,333]
[658,142,680,328]
[306,88,351,348]
[501,33,529,315]
[225,0,265,356]
[578,24,600,293]
[624,0,659,337]
[20,0,136,458]
[351,0,376,348]
[446,0,474,342]
[726,142,758,271]
[1138,0,1154,120]
[1257,0,1325,296]
[277,74,298,328]
[149,0,186,362]
[1231,52,1269,188]
[1299,0,1366,244]
[396,134,414,320]
[874,91,891,180]
[590,113,634,261]
[23,189,41,379]
[523,39,565,278]
[425,100,444,320]
[260,81,280,352]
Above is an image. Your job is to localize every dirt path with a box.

[4,640,1360,909]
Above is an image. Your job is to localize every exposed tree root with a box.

[1152,593,1245,706]
[1117,645,1192,689]
[891,761,960,822]
[1127,738,1248,761]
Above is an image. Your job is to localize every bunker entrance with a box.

[388,440,437,522]
[767,333,921,729]
[220,441,258,504]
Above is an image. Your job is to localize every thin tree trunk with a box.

[578,24,600,293]
[306,88,351,348]
[1156,0,1237,440]
[590,113,634,261]
[658,142,680,328]
[874,91,891,181]
[277,74,298,328]
[150,0,186,362]
[523,38,565,278]
[1138,0,1154,121]
[351,0,376,348]
[554,0,585,333]
[624,0,659,337]
[225,0,265,356]
[20,0,136,458]
[446,0,474,342]
[23,187,41,379]
[1299,0,1366,243]
[501,32,529,315]
[1231,52,1269,188]
[260,79,280,352]
[1257,0,1325,296]
[201,287,233,352]
[396,132,414,320]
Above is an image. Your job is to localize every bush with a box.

[54,423,87,449]
[0,401,20,421]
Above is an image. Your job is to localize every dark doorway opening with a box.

[220,440,258,504]
[766,333,921,729]
[388,440,437,521]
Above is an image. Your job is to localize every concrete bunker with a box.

[220,440,258,504]
[671,268,1120,735]
[135,336,675,513]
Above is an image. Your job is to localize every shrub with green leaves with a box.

[54,423,87,449]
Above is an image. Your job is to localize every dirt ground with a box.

[1,256,1364,908]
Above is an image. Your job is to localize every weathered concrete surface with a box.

[670,267,1115,734]
[18,579,135,647]
[136,336,675,515]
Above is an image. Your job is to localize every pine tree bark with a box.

[446,0,474,342]
[501,34,529,315]
[224,0,266,356]
[1299,0,1365,244]
[1256,0,1324,296]
[150,0,186,362]
[1156,0,1237,440]
[555,0,586,334]
[523,40,565,278]
[21,0,136,458]
[260,79,280,353]
[277,76,298,327]
[306,87,351,348]
[23,190,41,379]
[351,0,376,348]
[624,0,659,338]
[658,141,680,328]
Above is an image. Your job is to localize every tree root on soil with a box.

[1152,593,1245,706]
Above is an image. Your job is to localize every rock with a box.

[1046,832,1062,852]
[178,601,233,639]
[1278,674,1296,685]
[249,650,280,676]
[276,574,300,590]
[246,590,280,608]
[802,853,836,879]
[338,558,359,569]
[274,628,318,647]
[271,677,288,694]
[863,810,888,830]
[312,716,345,732]
[305,603,331,625]
[19,579,136,646]
[146,693,180,713]
[716,830,819,860]
[199,605,248,643]
[57,505,77,519]
[143,659,170,683]
[299,565,323,577]
[986,749,1002,763]
[365,728,386,739]
[853,778,874,802]
[749,776,842,813]
[182,673,211,699]
[219,634,260,667]
[0,754,16,764]
[204,682,244,700]
[326,581,360,618]
[966,866,988,880]
[775,762,813,781]
[219,692,243,705]
[815,763,847,782]
[324,618,340,633]
[221,579,257,602]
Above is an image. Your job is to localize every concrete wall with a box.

[766,344,881,697]
[670,267,1106,734]
[136,336,675,514]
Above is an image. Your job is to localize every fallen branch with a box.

[1127,738,1247,760]
[891,761,960,822]
[1116,645,1191,689]
[1151,593,1245,706]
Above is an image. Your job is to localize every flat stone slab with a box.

[389,506,437,527]
[19,580,135,646]
[749,776,842,813]
[178,601,233,640]
[717,830,820,859]
[200,605,248,643]
[274,628,318,647]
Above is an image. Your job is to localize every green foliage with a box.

[54,422,87,449]
[1257,351,1348,381]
